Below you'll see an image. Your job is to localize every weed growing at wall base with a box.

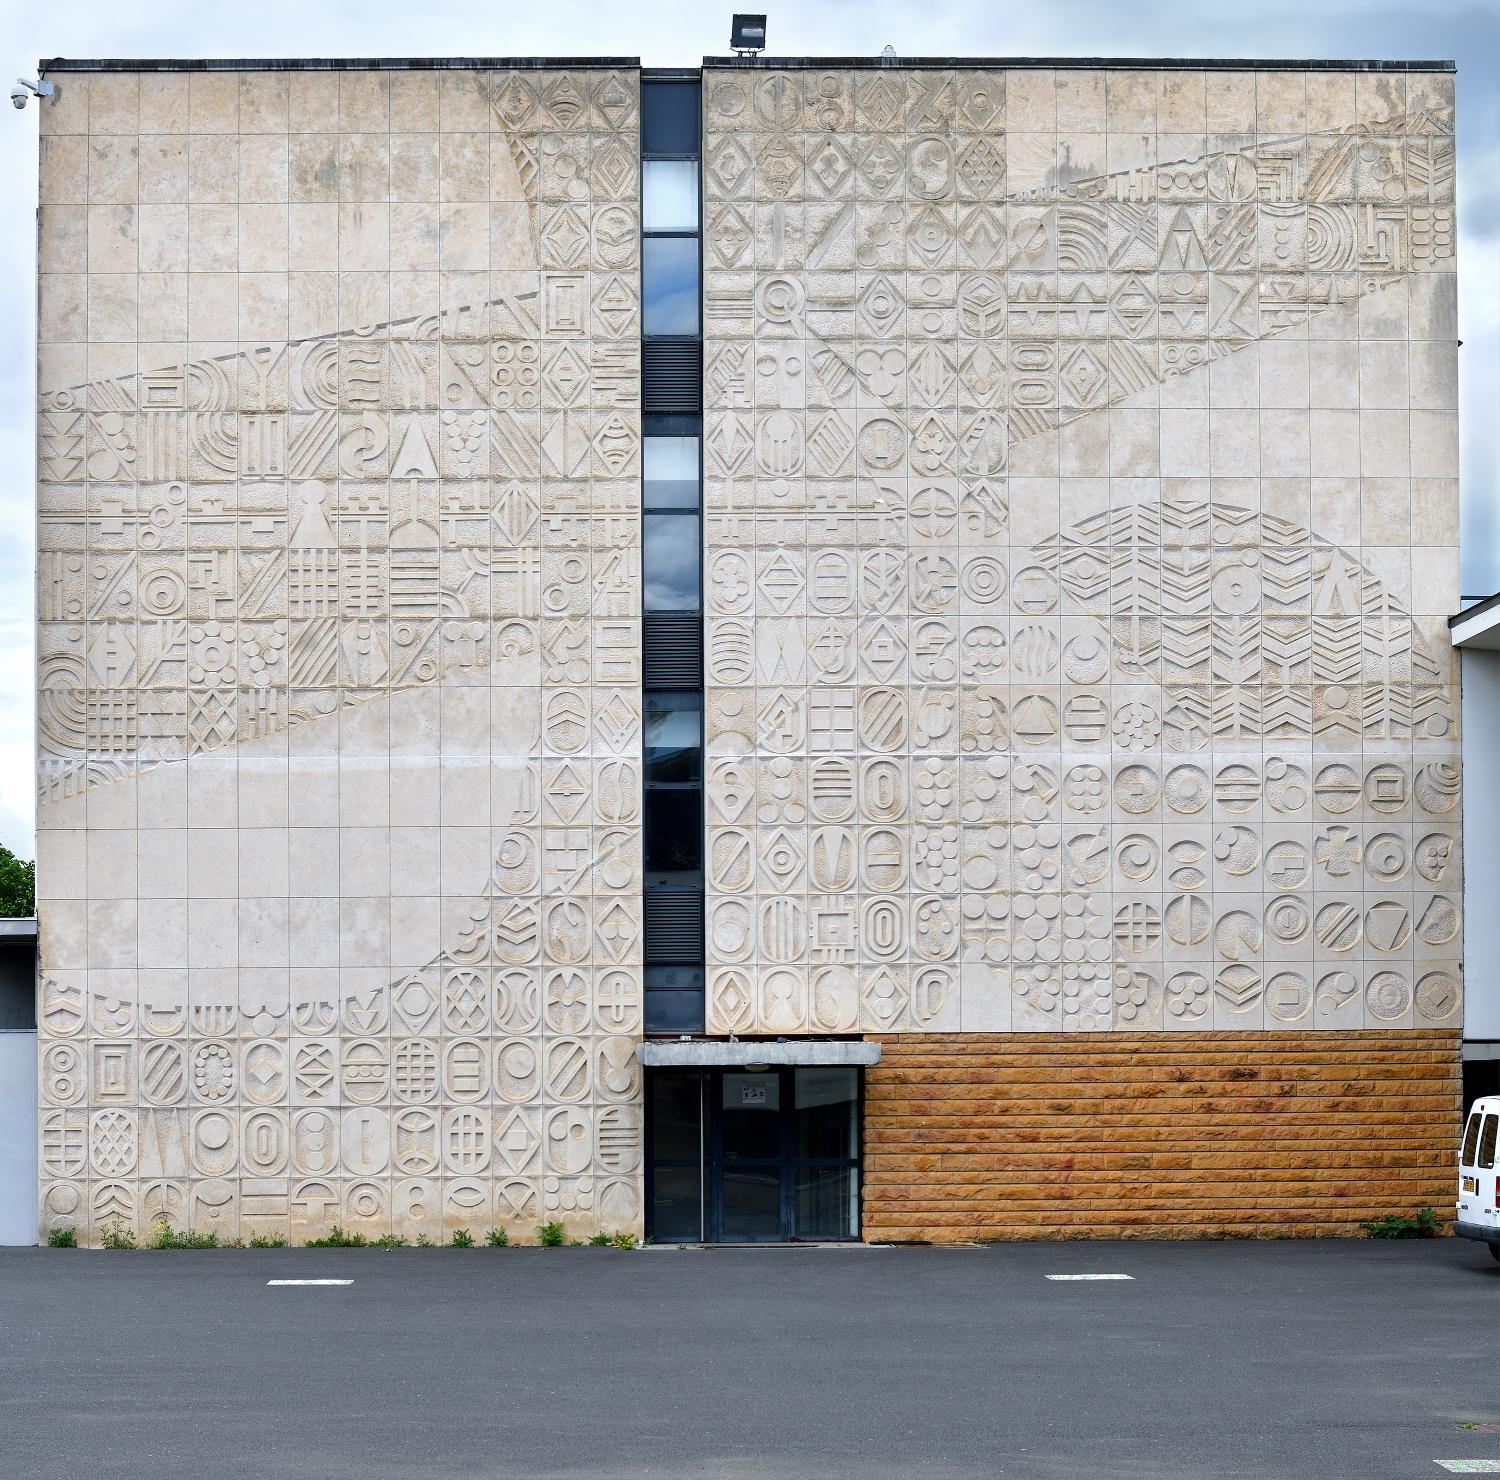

[42,1223,641,1249]
[1361,1207,1441,1238]
[151,1225,219,1249]
[304,1225,366,1248]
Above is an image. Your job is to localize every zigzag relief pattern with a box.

[700,67,1461,1040]
[1032,500,1453,741]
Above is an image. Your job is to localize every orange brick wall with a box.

[863,1033,1460,1242]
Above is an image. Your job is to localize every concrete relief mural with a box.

[700,66,1461,1036]
[31,58,1466,1246]
[34,66,643,1243]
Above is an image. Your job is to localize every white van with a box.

[1457,1096,1500,1261]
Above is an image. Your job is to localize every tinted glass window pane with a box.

[643,513,700,611]
[645,789,702,871]
[795,1067,858,1159]
[650,1071,702,1161]
[795,1165,857,1240]
[0,962,36,1029]
[644,436,700,509]
[651,1164,705,1242]
[722,1073,781,1159]
[643,160,699,232]
[1482,1114,1499,1170]
[1462,1112,1482,1166]
[641,81,700,156]
[722,1168,780,1239]
[645,963,705,991]
[643,237,700,335]
[645,701,701,783]
[644,986,706,1036]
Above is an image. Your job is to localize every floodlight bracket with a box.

[730,13,767,56]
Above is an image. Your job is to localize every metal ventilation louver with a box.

[644,889,705,964]
[642,339,702,414]
[643,612,703,688]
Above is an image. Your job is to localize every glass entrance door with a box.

[790,1066,861,1241]
[718,1072,784,1240]
[647,1066,861,1243]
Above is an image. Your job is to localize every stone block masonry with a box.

[864,1031,1459,1240]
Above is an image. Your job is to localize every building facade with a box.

[32,55,1463,1245]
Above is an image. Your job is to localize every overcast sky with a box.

[0,0,1495,858]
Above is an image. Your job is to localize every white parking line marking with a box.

[1045,1273,1134,1281]
[266,1279,353,1286]
[1435,1464,1500,1473]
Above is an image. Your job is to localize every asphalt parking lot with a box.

[1,1237,1496,1479]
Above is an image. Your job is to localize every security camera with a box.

[11,77,55,110]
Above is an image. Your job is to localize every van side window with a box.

[1462,1112,1482,1166]
[1481,1114,1500,1172]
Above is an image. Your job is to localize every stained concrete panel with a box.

[699,65,1462,1037]
[33,66,644,1245]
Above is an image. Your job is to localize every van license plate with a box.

[1462,1175,1477,1194]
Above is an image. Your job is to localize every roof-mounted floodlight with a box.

[11,76,55,110]
[731,14,767,55]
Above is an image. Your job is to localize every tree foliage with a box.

[0,845,35,917]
